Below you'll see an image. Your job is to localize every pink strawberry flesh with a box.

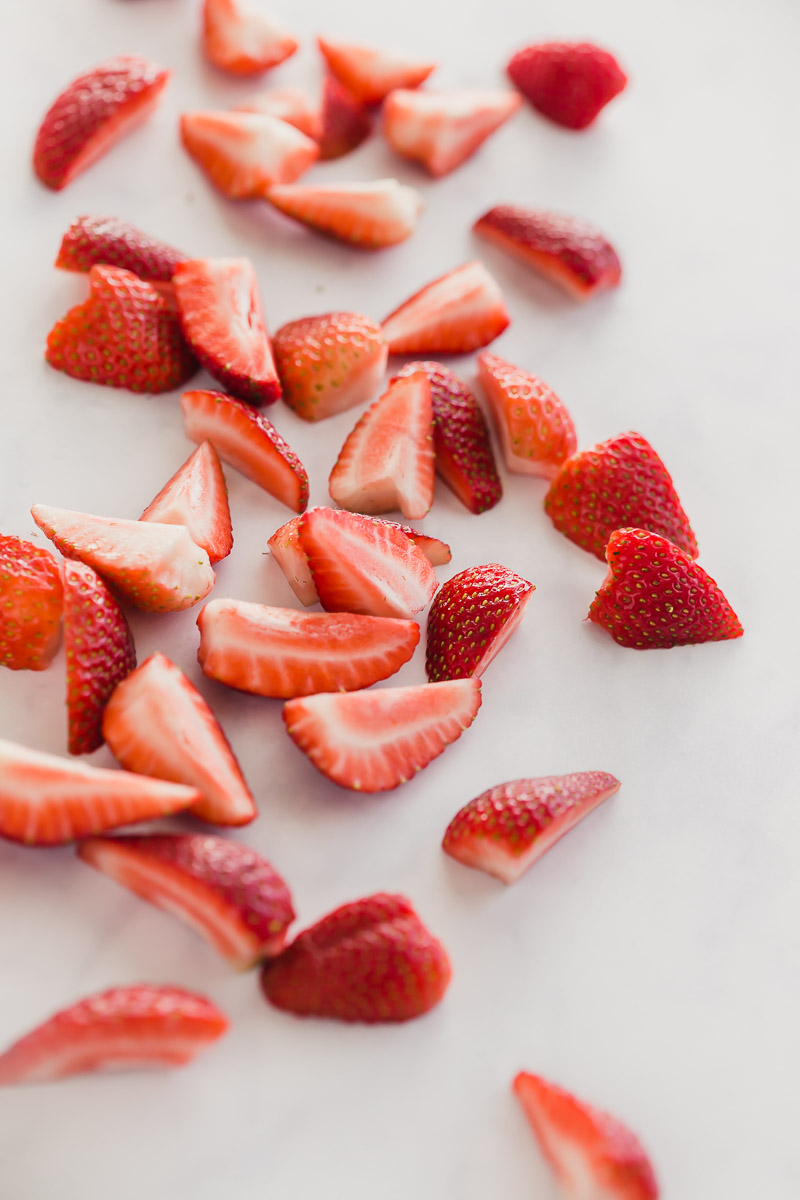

[426,563,534,681]
[140,441,233,565]
[55,214,188,283]
[266,178,422,249]
[180,110,318,199]
[316,39,436,107]
[0,535,63,672]
[202,0,298,75]
[381,260,510,355]
[383,87,521,177]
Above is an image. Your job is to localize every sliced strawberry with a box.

[272,312,387,422]
[267,178,421,249]
[317,38,436,106]
[180,110,318,199]
[141,442,232,565]
[181,389,308,513]
[381,261,510,355]
[31,505,215,614]
[33,56,170,190]
[55,215,187,284]
[393,361,502,514]
[0,536,62,672]
[513,1072,659,1199]
[589,528,742,650]
[318,76,372,159]
[377,520,451,567]
[383,88,521,177]
[0,986,227,1084]
[202,0,298,75]
[46,264,197,394]
[477,352,577,479]
[426,564,534,681]
[261,893,450,1022]
[62,560,136,756]
[102,653,256,826]
[443,772,621,884]
[329,373,435,520]
[507,42,627,130]
[234,88,319,138]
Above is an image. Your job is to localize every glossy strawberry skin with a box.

[272,312,387,422]
[318,76,372,159]
[0,536,63,672]
[477,352,577,479]
[55,215,187,283]
[507,42,627,130]
[426,563,534,681]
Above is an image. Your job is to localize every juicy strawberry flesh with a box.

[383,88,521,178]
[140,441,233,565]
[55,215,187,282]
[317,39,436,107]
[180,111,319,199]
[272,312,387,422]
[507,42,627,130]
[381,261,510,355]
[426,564,534,681]
[267,179,422,250]
[0,536,63,672]
[234,89,320,138]
[477,352,577,480]
[268,516,318,605]
[318,76,372,160]
[203,0,298,75]
[376,519,452,566]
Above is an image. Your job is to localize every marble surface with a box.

[1,0,798,1196]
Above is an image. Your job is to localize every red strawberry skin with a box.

[0,536,62,672]
[426,563,534,681]
[272,312,387,422]
[55,215,188,283]
[507,42,627,130]
[318,76,372,160]
[477,352,577,479]
[260,893,451,1023]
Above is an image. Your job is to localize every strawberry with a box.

[317,38,436,106]
[589,528,743,650]
[477,352,577,479]
[181,389,308,513]
[507,42,627,130]
[378,520,451,567]
[267,178,421,249]
[0,536,62,672]
[271,312,388,422]
[328,373,435,520]
[425,564,534,681]
[79,834,293,968]
[62,560,136,756]
[33,56,170,190]
[383,88,521,177]
[45,264,197,394]
[55,215,188,284]
[381,261,510,355]
[202,0,298,75]
[393,362,502,514]
[141,441,233,565]
[102,653,256,827]
[513,1072,659,1199]
[318,76,372,159]
[0,986,227,1084]
[234,88,319,138]
[443,772,621,884]
[543,432,698,560]
[31,505,215,614]
[180,110,318,199]
[283,677,481,792]
[0,738,199,846]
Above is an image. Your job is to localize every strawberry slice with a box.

[0,986,227,1084]
[261,893,450,1022]
[181,389,308,513]
[507,42,627,130]
[589,528,743,650]
[62,560,136,756]
[31,505,215,614]
[377,520,451,567]
[55,215,187,284]
[33,56,170,190]
[46,264,197,394]
[180,110,318,199]
[0,536,62,672]
[393,361,502,514]
[477,352,577,479]
[202,0,298,75]
[272,312,388,422]
[513,1072,659,1199]
[381,261,510,355]
[234,88,319,138]
[267,177,421,249]
[443,772,621,884]
[318,76,372,159]
[329,373,435,520]
[140,441,233,565]
[102,653,256,827]
[0,739,199,846]
[317,38,436,106]
[426,564,534,681]
[383,88,521,177]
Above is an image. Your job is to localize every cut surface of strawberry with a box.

[426,563,534,681]
[267,178,422,249]
[376,520,451,567]
[55,215,188,283]
[180,110,318,199]
[381,260,510,355]
[317,39,436,106]
[507,42,627,130]
[383,88,521,177]
[318,76,372,159]
[234,88,319,138]
[272,312,387,422]
[202,0,298,75]
[141,441,233,565]
[477,352,577,479]
[0,536,63,672]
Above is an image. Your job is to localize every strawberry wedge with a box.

[234,88,319,138]
[478,352,577,479]
[267,179,422,249]
[202,0,298,75]
[141,442,233,565]
[317,76,372,160]
[317,38,436,106]
[272,311,388,422]
[383,88,521,177]
[0,536,63,672]
[381,261,510,355]
[180,110,318,199]
[425,564,535,681]
[55,215,188,284]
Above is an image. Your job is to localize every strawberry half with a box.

[381,261,510,355]
[513,1072,659,1199]
[477,352,577,479]
[181,390,308,513]
[508,42,627,130]
[383,88,521,177]
[79,834,294,968]
[102,653,256,826]
[33,56,170,190]
[443,772,621,884]
[589,528,743,650]
[329,373,435,520]
[55,215,188,284]
[267,178,422,249]
[317,38,436,106]
[283,677,481,792]
[234,88,319,138]
[426,564,534,681]
[0,536,62,672]
[141,442,233,565]
[318,76,372,159]
[202,0,298,75]
[272,312,388,422]
[180,110,318,199]
[0,986,227,1085]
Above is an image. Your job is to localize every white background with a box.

[1,0,798,1196]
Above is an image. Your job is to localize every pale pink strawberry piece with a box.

[202,0,298,75]
[267,178,422,249]
[141,442,232,565]
[384,88,521,177]
[477,352,577,479]
[317,38,436,106]
[180,110,318,199]
[381,261,510,355]
[234,88,319,138]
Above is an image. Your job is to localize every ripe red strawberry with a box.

[589,528,743,650]
[31,505,215,614]
[46,265,197,394]
[443,772,621,884]
[0,985,227,1084]
[393,361,502,514]
[507,42,627,130]
[202,0,298,75]
[317,39,436,106]
[181,390,308,513]
[474,206,621,300]
[0,738,199,846]
[329,373,435,520]
[180,110,318,199]
[383,88,521,177]
[271,312,387,422]
[543,432,698,560]
[426,564,534,681]
[55,215,188,284]
[141,441,233,565]
[377,520,451,567]
[102,653,256,826]
[234,88,319,138]
[0,536,62,672]
[513,1072,660,1199]
[477,352,577,479]
[62,560,136,756]
[33,56,170,190]
[381,261,510,355]
[318,76,372,159]
[79,834,293,968]
[267,178,421,249]
[283,677,481,791]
